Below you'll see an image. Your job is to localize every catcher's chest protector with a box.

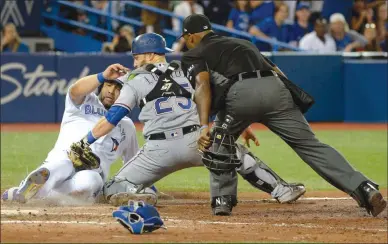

[139,62,192,109]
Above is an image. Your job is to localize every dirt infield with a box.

[1,122,387,132]
[1,191,387,243]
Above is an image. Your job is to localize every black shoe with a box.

[352,181,387,217]
[361,182,387,217]
[211,195,237,216]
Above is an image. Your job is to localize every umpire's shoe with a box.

[352,181,387,217]
[211,195,237,216]
[16,168,50,203]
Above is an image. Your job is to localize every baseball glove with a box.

[68,139,100,171]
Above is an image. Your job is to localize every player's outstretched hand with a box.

[198,126,211,152]
[103,63,130,80]
[240,126,259,148]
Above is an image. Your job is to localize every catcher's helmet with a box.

[97,78,124,95]
[201,126,241,173]
[131,33,173,55]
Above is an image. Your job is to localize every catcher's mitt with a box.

[68,139,100,171]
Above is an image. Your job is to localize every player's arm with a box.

[85,84,136,144]
[68,82,137,171]
[69,63,129,105]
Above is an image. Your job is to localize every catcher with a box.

[2,64,146,203]
[68,33,306,215]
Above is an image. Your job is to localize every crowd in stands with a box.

[1,0,387,53]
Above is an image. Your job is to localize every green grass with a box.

[1,130,387,192]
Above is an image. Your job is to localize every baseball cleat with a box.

[2,187,19,202]
[276,183,306,204]
[16,168,50,203]
[362,182,387,217]
[109,192,157,207]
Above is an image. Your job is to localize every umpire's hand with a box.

[198,126,211,152]
[240,126,260,148]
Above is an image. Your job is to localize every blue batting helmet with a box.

[131,33,173,55]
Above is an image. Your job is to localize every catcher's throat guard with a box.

[201,125,241,173]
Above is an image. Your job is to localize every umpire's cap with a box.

[131,33,173,55]
[179,14,212,38]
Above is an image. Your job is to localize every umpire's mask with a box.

[201,126,241,174]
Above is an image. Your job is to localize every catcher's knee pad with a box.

[202,126,241,173]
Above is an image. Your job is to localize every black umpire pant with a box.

[210,74,371,198]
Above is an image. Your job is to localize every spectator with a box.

[172,0,204,52]
[284,0,311,25]
[140,0,169,34]
[375,2,387,51]
[322,0,354,25]
[249,3,292,51]
[249,0,275,25]
[104,25,134,53]
[172,0,204,33]
[356,23,382,51]
[351,0,374,34]
[330,13,366,52]
[226,0,251,32]
[199,0,232,25]
[299,18,336,53]
[0,23,30,53]
[290,2,313,45]
[59,0,89,35]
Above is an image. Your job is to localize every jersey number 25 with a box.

[154,97,192,115]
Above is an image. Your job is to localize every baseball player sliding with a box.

[68,33,306,215]
[2,64,142,203]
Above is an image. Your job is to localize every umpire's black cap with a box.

[178,14,212,39]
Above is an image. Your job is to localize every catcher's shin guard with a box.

[16,168,50,203]
[236,146,286,194]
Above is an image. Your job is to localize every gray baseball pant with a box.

[210,75,371,197]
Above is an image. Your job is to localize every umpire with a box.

[180,14,386,217]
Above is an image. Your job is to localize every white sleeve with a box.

[299,35,311,50]
[121,120,139,164]
[65,85,94,112]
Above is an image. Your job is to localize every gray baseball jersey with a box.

[115,62,199,137]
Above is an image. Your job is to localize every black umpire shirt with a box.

[181,32,273,87]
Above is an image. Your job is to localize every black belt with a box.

[147,125,200,140]
[231,70,277,82]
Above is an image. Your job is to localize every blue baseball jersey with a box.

[228,8,250,32]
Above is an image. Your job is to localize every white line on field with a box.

[1,219,386,233]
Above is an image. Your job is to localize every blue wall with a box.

[1,53,387,123]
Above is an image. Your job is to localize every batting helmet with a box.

[201,126,242,174]
[97,78,124,95]
[131,33,173,55]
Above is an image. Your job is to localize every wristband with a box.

[97,72,105,84]
[86,131,97,144]
[200,125,208,131]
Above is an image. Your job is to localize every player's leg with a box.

[236,143,305,203]
[53,170,104,202]
[15,156,75,202]
[104,132,202,206]
[262,83,386,216]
